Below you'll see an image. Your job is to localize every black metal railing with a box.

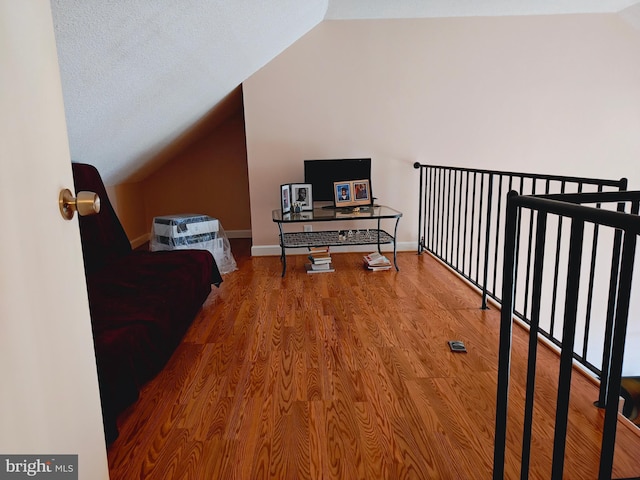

[413,163,627,379]
[493,190,640,480]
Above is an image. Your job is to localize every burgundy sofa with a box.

[72,163,222,444]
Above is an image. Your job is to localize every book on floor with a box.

[363,251,391,270]
[308,247,332,264]
[307,245,333,269]
[308,246,330,254]
[309,262,333,270]
[305,263,335,274]
[308,254,332,264]
[363,251,389,265]
[365,263,392,271]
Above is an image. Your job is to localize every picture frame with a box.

[280,184,291,213]
[333,179,371,208]
[291,183,313,211]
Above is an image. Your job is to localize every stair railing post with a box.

[492,191,519,480]
[482,173,494,310]
[414,162,424,254]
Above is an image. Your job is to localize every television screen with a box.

[304,158,372,203]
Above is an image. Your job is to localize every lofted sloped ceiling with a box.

[325,0,640,19]
[51,0,329,184]
[51,0,639,185]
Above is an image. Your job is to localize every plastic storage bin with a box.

[151,214,237,274]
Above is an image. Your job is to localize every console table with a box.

[272,205,402,276]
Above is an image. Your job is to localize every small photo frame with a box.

[291,183,313,211]
[333,179,371,207]
[281,184,291,213]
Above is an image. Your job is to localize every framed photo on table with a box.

[333,179,371,208]
[291,183,313,211]
[280,184,291,213]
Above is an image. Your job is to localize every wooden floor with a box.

[108,239,640,479]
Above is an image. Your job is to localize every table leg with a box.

[278,223,287,277]
[392,217,400,271]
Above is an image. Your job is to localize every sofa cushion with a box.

[86,249,216,386]
[71,162,224,445]
[72,163,132,275]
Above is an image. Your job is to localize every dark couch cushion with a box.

[72,163,132,275]
[86,249,215,385]
[71,162,223,445]
[85,249,218,445]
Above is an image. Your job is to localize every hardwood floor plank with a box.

[308,400,327,479]
[269,401,311,479]
[325,398,366,479]
[353,400,393,479]
[204,396,232,440]
[248,389,274,480]
[388,407,442,479]
[106,241,640,479]
[200,436,237,480]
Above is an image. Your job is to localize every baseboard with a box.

[251,241,416,257]
[251,245,282,256]
[130,233,150,249]
[225,229,252,239]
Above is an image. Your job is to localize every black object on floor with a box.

[448,340,467,353]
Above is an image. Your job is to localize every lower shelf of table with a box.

[281,229,394,248]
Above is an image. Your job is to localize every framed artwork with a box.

[280,184,291,213]
[291,183,313,211]
[333,179,371,207]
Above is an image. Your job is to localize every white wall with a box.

[243,14,640,251]
[0,1,109,477]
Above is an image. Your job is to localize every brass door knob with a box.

[59,188,101,220]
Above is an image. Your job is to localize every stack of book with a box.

[363,251,392,271]
[305,246,334,274]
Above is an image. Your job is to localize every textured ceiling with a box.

[51,0,328,183]
[326,0,640,19]
[51,0,640,184]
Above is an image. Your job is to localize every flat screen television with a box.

[304,158,372,203]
